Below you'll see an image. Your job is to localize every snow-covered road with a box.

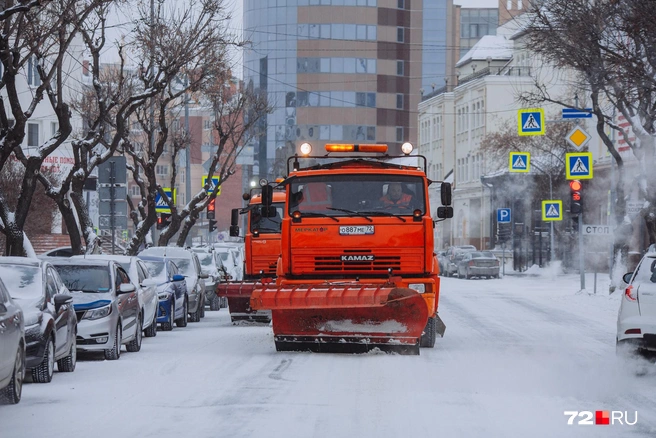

[2,272,655,438]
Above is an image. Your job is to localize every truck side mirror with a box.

[437,206,453,219]
[261,184,273,208]
[229,208,240,237]
[440,182,452,206]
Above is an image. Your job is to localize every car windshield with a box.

[170,258,194,276]
[217,251,231,263]
[0,264,42,300]
[634,256,656,284]
[54,265,110,293]
[481,251,495,258]
[250,202,284,233]
[288,174,425,217]
[143,261,167,281]
[470,252,484,258]
[197,253,214,267]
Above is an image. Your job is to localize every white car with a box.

[617,251,656,358]
[73,255,159,338]
[214,244,243,282]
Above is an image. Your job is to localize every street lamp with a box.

[531,161,556,264]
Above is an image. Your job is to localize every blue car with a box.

[138,256,188,331]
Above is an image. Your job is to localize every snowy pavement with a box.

[1,271,655,438]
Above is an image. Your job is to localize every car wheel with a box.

[210,295,221,311]
[0,344,25,404]
[161,301,174,331]
[200,296,206,318]
[32,335,55,383]
[104,324,122,360]
[57,335,77,373]
[176,298,188,328]
[126,315,143,352]
[220,297,228,308]
[189,299,201,323]
[465,269,470,280]
[144,311,157,338]
[420,316,437,348]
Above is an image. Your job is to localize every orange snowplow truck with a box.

[250,142,453,354]
[216,188,285,323]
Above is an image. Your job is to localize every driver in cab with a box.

[380,182,412,207]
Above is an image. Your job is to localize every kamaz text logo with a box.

[341,255,374,262]
[564,411,638,426]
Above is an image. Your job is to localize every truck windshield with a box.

[288,174,425,217]
[250,202,284,233]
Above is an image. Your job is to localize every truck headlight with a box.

[82,304,112,320]
[408,284,425,293]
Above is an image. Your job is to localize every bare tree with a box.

[122,0,245,254]
[520,0,656,260]
[152,80,270,248]
[0,0,112,256]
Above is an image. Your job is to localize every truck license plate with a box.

[339,225,374,235]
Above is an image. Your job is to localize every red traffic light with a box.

[569,180,582,191]
[572,192,581,201]
[208,198,216,212]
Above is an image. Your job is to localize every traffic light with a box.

[207,197,216,219]
[569,180,582,215]
[157,213,171,230]
[208,218,217,232]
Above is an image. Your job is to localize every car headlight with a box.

[158,292,172,300]
[82,304,112,320]
[408,284,426,293]
[25,322,41,337]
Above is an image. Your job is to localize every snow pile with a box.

[318,319,407,333]
[524,261,565,277]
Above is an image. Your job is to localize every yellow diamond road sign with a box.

[566,126,590,150]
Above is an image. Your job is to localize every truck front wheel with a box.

[420,316,437,348]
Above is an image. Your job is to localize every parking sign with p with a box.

[497,208,511,224]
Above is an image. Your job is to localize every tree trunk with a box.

[4,221,24,256]
[127,198,157,255]
[176,214,199,247]
[69,184,101,254]
[157,214,183,247]
[57,198,84,255]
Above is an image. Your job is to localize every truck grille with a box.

[293,249,423,274]
[253,256,278,274]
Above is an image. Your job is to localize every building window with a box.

[396,94,404,109]
[27,123,39,147]
[397,27,404,43]
[507,0,512,10]
[518,0,523,9]
[26,56,41,87]
[397,0,404,8]
[203,119,211,130]
[51,122,58,136]
[396,60,404,76]
[156,165,169,176]
[396,126,404,142]
[130,185,140,197]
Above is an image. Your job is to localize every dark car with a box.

[0,257,77,383]
[51,259,141,360]
[0,277,25,404]
[139,256,189,331]
[456,251,500,279]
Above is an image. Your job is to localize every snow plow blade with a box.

[216,282,271,323]
[251,285,429,355]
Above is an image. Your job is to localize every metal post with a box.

[548,173,555,264]
[184,76,191,247]
[110,161,116,255]
[575,93,585,290]
[502,241,506,276]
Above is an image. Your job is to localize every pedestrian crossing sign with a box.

[155,188,176,213]
[565,152,593,180]
[542,200,563,221]
[202,176,222,195]
[509,152,531,173]
[518,108,545,136]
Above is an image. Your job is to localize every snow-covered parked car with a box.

[138,247,207,322]
[138,256,189,330]
[617,250,656,358]
[72,255,159,338]
[50,259,142,360]
[0,277,25,404]
[0,258,77,383]
[191,246,225,311]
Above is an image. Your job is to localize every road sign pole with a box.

[579,215,585,290]
[110,161,116,255]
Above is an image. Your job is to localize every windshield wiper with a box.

[359,211,406,222]
[298,212,340,222]
[326,208,373,222]
[256,227,281,232]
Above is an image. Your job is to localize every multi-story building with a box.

[243,0,452,183]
